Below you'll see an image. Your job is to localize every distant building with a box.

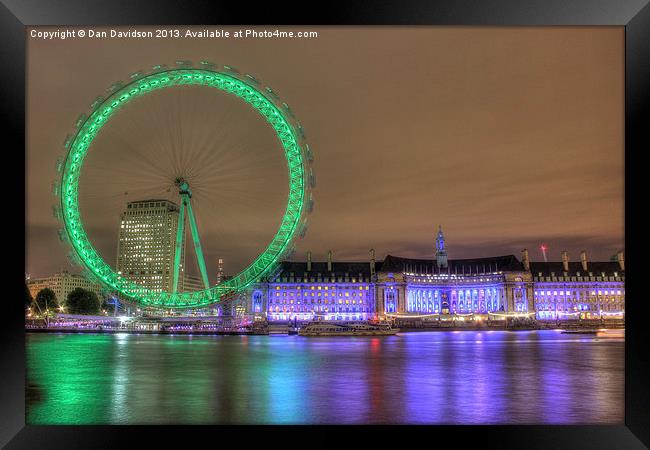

[116,199,187,293]
[216,258,224,284]
[27,271,105,305]
[183,274,205,292]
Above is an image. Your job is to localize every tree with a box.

[66,288,100,315]
[25,284,33,311]
[34,288,58,314]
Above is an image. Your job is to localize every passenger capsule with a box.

[309,169,316,188]
[90,96,105,111]
[297,124,306,139]
[245,74,261,85]
[106,81,124,95]
[285,247,297,260]
[307,193,314,213]
[282,102,295,118]
[223,65,240,74]
[299,221,309,238]
[199,60,216,70]
[55,156,65,173]
[265,87,280,100]
[57,229,69,243]
[67,252,82,267]
[129,71,145,80]
[74,113,87,129]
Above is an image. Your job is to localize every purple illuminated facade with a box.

[372,253,535,319]
[530,250,625,320]
[240,228,625,322]
[251,260,375,322]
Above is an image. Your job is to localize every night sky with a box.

[26,26,624,281]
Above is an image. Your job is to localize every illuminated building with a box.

[531,250,625,320]
[216,258,224,284]
[116,199,186,293]
[377,253,531,316]
[243,227,624,322]
[27,271,105,305]
[252,251,376,322]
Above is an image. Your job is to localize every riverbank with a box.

[397,322,625,332]
[25,323,624,335]
[25,327,267,335]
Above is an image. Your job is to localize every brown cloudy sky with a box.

[26,26,624,280]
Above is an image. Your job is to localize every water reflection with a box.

[26,330,624,424]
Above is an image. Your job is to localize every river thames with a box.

[26,330,624,425]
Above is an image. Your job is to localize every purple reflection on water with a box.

[396,330,623,424]
[27,330,623,424]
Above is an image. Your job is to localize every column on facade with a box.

[506,286,514,312]
[521,287,527,312]
[397,285,406,313]
[526,283,534,314]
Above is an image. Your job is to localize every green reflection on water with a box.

[27,333,114,424]
[27,333,277,424]
[27,333,219,424]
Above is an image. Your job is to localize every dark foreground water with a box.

[26,330,624,424]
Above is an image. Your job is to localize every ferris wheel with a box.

[53,60,314,309]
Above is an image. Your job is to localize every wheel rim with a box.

[58,64,312,308]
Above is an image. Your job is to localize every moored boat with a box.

[561,329,598,334]
[298,321,399,336]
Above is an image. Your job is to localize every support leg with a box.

[172,198,186,293]
[185,196,211,291]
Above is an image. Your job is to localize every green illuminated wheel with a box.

[55,61,314,308]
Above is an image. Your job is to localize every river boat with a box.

[561,329,599,334]
[298,321,399,336]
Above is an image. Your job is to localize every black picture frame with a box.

[2,0,649,448]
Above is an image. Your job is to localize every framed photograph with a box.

[3,0,649,447]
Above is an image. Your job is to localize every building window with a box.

[253,291,263,313]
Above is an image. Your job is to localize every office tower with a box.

[116,199,185,292]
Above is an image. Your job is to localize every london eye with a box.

[53,61,314,309]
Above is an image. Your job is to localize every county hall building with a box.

[242,227,625,322]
